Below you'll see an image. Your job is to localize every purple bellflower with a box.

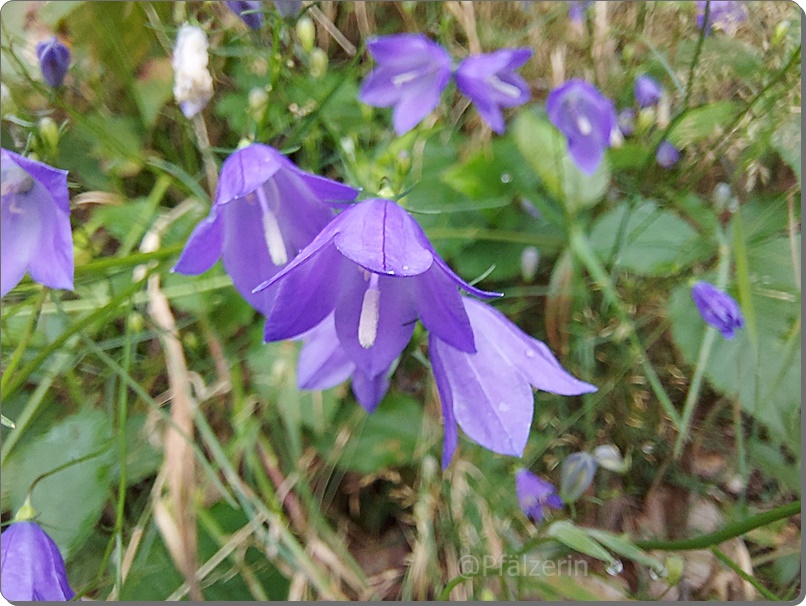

[1,149,73,297]
[274,0,303,18]
[617,108,635,137]
[0,521,75,601]
[515,469,563,523]
[358,34,452,135]
[253,198,501,388]
[36,37,70,88]
[568,0,594,24]
[656,140,680,168]
[226,1,263,29]
[634,75,663,108]
[691,281,744,339]
[174,144,358,314]
[429,298,597,467]
[454,48,532,134]
[546,79,617,175]
[697,1,747,35]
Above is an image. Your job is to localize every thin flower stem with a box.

[1,287,48,389]
[114,304,133,595]
[672,226,731,459]
[569,225,682,428]
[711,547,782,601]
[192,113,218,195]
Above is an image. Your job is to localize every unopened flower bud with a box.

[656,140,680,168]
[309,47,328,79]
[593,444,628,473]
[560,452,598,502]
[38,117,60,155]
[248,87,269,121]
[36,37,70,88]
[712,182,731,212]
[520,246,540,282]
[296,16,316,53]
[172,24,213,118]
[772,20,790,46]
[664,555,684,586]
[636,106,656,132]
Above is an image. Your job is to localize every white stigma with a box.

[391,70,420,88]
[487,75,522,99]
[576,115,592,136]
[256,184,288,266]
[358,274,381,349]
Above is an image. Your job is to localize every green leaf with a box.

[772,115,801,185]
[513,109,610,213]
[547,520,614,563]
[2,409,114,557]
[667,102,739,148]
[589,200,713,276]
[585,528,664,571]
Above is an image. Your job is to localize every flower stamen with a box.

[256,184,288,266]
[486,75,522,99]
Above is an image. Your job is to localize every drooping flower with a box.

[697,1,748,35]
[634,75,663,108]
[546,79,617,175]
[429,298,597,466]
[254,198,500,385]
[296,313,391,412]
[226,1,263,29]
[454,48,532,134]
[174,144,358,314]
[172,24,213,118]
[568,0,594,24]
[656,140,680,168]
[274,0,303,18]
[691,281,744,339]
[36,37,70,88]
[1,149,73,297]
[358,34,452,135]
[559,452,598,502]
[515,469,563,522]
[0,521,75,601]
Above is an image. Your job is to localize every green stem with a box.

[569,225,682,427]
[711,547,781,601]
[634,501,800,551]
[2,288,48,383]
[113,303,133,594]
[673,227,731,459]
[682,1,710,108]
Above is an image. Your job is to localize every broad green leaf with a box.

[547,521,614,563]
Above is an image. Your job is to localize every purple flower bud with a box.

[559,452,598,502]
[568,0,594,24]
[274,0,303,18]
[515,469,563,522]
[656,140,680,168]
[697,1,748,35]
[617,108,635,136]
[226,1,263,29]
[1,149,73,296]
[454,48,532,134]
[35,37,70,88]
[0,521,75,601]
[634,75,663,108]
[691,281,744,339]
[358,34,452,135]
[546,79,617,175]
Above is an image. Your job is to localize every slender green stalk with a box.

[682,1,710,108]
[114,304,133,595]
[634,501,800,551]
[1,287,48,383]
[569,225,682,427]
[711,547,781,600]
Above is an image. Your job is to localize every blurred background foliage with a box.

[0,0,801,600]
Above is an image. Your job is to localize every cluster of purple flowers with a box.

[358,33,532,135]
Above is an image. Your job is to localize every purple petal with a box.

[3,149,70,214]
[25,190,73,291]
[411,264,476,353]
[359,66,406,107]
[333,198,434,277]
[173,209,224,275]
[391,69,450,135]
[215,144,284,205]
[429,335,459,469]
[365,33,447,66]
[351,369,391,413]
[431,256,503,300]
[297,314,356,390]
[464,299,597,395]
[634,75,662,108]
[292,170,359,205]
[1,193,40,297]
[691,281,744,339]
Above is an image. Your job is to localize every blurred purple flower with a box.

[226,1,263,29]
[691,281,744,339]
[697,1,747,35]
[254,198,500,385]
[656,140,680,168]
[1,149,73,297]
[454,48,532,134]
[568,0,594,24]
[0,521,75,601]
[430,298,597,467]
[546,78,617,175]
[36,37,70,88]
[617,108,635,136]
[274,0,303,18]
[295,313,391,412]
[358,34,452,135]
[174,144,358,314]
[634,75,662,108]
[515,469,563,522]
[559,452,598,502]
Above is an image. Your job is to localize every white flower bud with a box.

[309,47,328,79]
[296,16,316,54]
[172,24,213,118]
[520,246,540,282]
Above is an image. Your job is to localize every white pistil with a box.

[391,70,420,87]
[576,115,592,136]
[358,274,381,349]
[487,75,522,99]
[256,184,288,266]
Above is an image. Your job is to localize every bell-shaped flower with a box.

[546,78,617,175]
[358,34,452,135]
[1,149,73,297]
[36,37,70,88]
[656,140,680,168]
[634,75,663,108]
[0,521,75,601]
[226,1,263,29]
[515,469,563,523]
[174,144,358,314]
[172,24,214,118]
[697,1,747,35]
[295,313,391,412]
[691,281,744,339]
[254,198,500,384]
[429,298,597,467]
[559,451,598,502]
[454,48,532,134]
